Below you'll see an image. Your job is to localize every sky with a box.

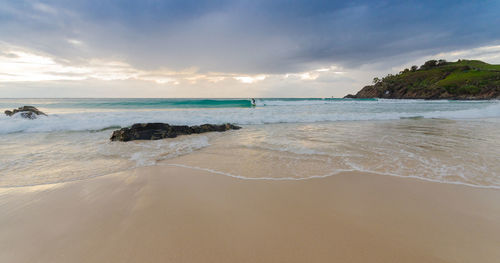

[1,0,500,98]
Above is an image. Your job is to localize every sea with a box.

[1,98,499,188]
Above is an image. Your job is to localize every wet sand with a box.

[1,164,500,263]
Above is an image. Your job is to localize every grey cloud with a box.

[1,0,500,75]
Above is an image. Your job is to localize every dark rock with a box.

[110,123,241,142]
[4,106,47,119]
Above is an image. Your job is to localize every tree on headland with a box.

[419,59,448,70]
[419,60,438,70]
[437,59,448,66]
[400,68,410,74]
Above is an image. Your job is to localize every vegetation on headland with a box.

[345,59,500,99]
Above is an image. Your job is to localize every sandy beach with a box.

[1,163,499,263]
[3,0,500,262]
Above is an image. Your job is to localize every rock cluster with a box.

[110,123,241,141]
[4,106,47,119]
[344,85,500,100]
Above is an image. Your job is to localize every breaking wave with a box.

[1,99,499,134]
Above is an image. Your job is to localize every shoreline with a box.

[3,160,500,190]
[165,163,500,189]
[1,164,500,263]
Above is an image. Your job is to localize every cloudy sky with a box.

[1,0,500,98]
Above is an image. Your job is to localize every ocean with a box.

[1,98,499,188]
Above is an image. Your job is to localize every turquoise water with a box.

[0,98,499,134]
[0,98,376,110]
[1,98,499,188]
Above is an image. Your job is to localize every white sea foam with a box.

[1,100,499,134]
[197,120,500,188]
[165,163,352,181]
[1,99,500,189]
[120,136,210,166]
[165,163,500,189]
[425,103,500,119]
[0,131,211,188]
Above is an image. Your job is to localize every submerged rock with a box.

[4,106,47,119]
[110,123,241,141]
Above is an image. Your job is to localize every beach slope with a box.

[1,165,499,263]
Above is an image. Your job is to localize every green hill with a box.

[345,59,500,99]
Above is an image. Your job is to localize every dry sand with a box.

[1,164,500,263]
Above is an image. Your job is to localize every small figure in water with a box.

[251,98,256,107]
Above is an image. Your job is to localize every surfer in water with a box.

[251,98,256,107]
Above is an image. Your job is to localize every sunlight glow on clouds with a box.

[0,43,348,89]
[0,50,87,82]
[0,44,192,84]
[1,41,500,98]
[0,0,499,97]
[234,75,267,84]
[67,39,84,46]
[285,66,344,81]
[0,47,129,82]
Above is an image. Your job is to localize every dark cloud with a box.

[1,0,500,74]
